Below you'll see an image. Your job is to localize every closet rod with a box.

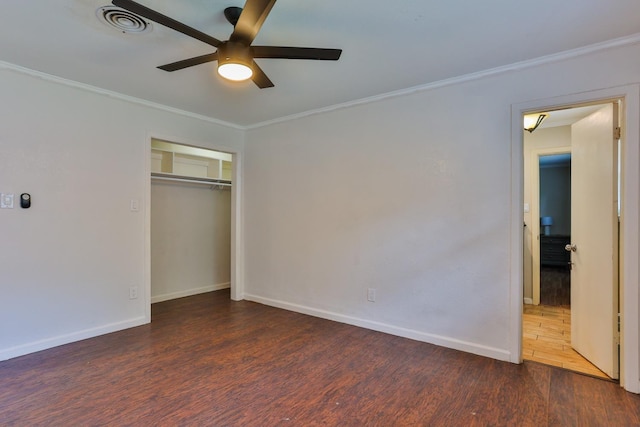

[151,173,232,187]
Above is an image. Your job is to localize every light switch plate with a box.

[1,193,14,209]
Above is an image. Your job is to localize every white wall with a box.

[151,182,231,302]
[540,165,571,235]
[0,68,242,360]
[243,41,640,362]
[2,37,639,390]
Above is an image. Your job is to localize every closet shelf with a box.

[150,140,232,189]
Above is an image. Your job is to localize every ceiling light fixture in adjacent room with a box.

[524,113,549,133]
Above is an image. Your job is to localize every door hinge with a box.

[614,126,621,140]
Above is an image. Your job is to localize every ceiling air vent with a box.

[96,6,152,34]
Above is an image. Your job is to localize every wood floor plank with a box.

[1,291,639,426]
[548,368,580,426]
[572,371,624,426]
[523,304,609,379]
[488,363,553,426]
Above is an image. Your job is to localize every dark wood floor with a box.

[1,291,639,426]
[540,266,571,306]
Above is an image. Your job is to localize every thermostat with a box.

[20,193,31,208]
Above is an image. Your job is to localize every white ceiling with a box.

[2,0,640,127]
[539,104,606,129]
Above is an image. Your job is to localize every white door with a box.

[570,103,619,379]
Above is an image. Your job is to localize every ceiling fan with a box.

[111,0,342,88]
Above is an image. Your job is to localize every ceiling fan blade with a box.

[229,0,276,45]
[112,0,221,48]
[158,53,219,72]
[252,46,342,60]
[251,61,274,88]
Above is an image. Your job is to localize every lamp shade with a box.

[541,216,553,226]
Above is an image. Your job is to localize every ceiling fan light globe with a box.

[218,63,253,81]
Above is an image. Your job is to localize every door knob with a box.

[565,244,577,252]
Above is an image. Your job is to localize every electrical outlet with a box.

[367,288,376,302]
[129,286,138,299]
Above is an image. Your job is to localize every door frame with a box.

[509,85,640,393]
[530,146,571,306]
[144,132,245,323]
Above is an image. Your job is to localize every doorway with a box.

[511,85,640,393]
[148,138,236,307]
[521,102,620,380]
[538,153,571,306]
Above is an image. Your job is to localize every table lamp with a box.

[541,216,553,236]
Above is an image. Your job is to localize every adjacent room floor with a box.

[539,266,571,306]
[523,304,610,379]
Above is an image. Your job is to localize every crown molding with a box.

[3,31,640,131]
[246,32,640,130]
[0,60,244,131]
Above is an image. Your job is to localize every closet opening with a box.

[149,139,233,306]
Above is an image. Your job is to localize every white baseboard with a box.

[151,282,230,304]
[0,316,148,362]
[524,298,533,305]
[244,293,511,362]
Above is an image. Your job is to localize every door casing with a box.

[144,132,246,325]
[510,85,640,393]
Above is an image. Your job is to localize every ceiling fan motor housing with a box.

[218,41,253,69]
